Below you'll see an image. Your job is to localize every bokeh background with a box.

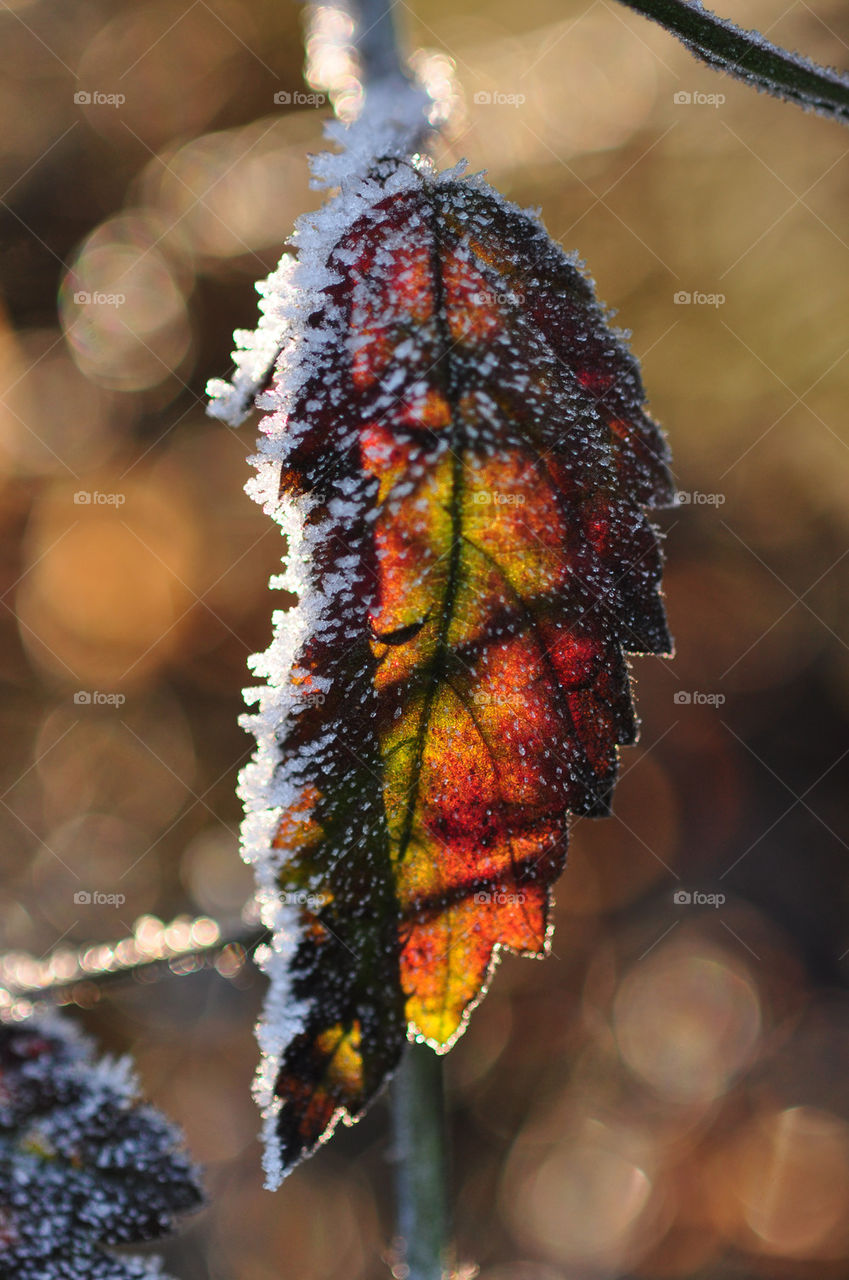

[2,0,849,1276]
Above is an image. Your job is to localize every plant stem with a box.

[613,0,849,126]
[391,1042,451,1280]
[354,0,407,85]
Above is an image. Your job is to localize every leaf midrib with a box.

[394,197,465,869]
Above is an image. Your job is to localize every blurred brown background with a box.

[2,0,849,1276]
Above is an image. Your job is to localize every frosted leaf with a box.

[0,1014,203,1280]
[217,129,673,1186]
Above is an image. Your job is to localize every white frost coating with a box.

[251,938,305,1189]
[218,76,436,1188]
[310,76,431,189]
[206,256,298,428]
[206,77,432,430]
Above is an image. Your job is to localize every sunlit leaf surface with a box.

[228,154,673,1182]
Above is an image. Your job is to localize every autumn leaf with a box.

[211,138,673,1183]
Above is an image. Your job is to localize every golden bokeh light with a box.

[305,4,363,123]
[613,943,762,1105]
[181,824,253,917]
[34,692,196,829]
[506,1117,661,1272]
[0,325,116,477]
[707,1105,849,1259]
[142,116,316,265]
[61,213,192,393]
[17,470,200,684]
[76,0,253,147]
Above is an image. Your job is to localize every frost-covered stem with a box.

[353,0,406,86]
[614,0,849,125]
[391,1043,451,1280]
[0,918,266,1023]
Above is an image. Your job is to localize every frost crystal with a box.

[0,1015,203,1280]
[206,256,298,429]
[206,78,431,431]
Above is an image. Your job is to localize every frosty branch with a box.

[0,914,266,1024]
[615,0,849,125]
